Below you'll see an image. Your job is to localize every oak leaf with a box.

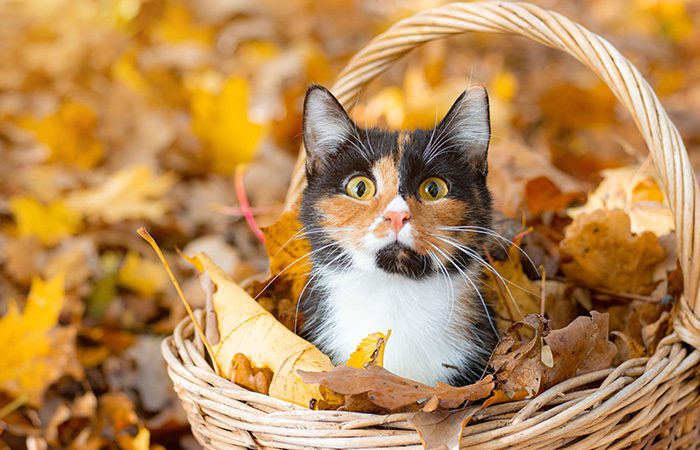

[560,209,665,294]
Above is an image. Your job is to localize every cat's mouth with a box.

[375,242,431,279]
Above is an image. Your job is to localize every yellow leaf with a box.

[490,71,518,102]
[19,101,103,169]
[485,245,542,332]
[0,275,66,403]
[152,3,214,44]
[346,331,391,368]
[260,209,312,302]
[568,165,674,236]
[117,251,168,297]
[9,196,82,246]
[117,426,150,450]
[197,254,337,407]
[66,166,177,223]
[190,75,266,175]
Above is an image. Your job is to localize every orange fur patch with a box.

[407,197,469,258]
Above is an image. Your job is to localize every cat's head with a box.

[300,85,492,280]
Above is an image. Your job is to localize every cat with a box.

[297,85,498,387]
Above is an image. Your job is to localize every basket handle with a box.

[285,1,700,346]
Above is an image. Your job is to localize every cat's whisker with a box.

[426,249,456,324]
[254,237,354,300]
[426,241,499,337]
[433,235,536,321]
[436,225,540,275]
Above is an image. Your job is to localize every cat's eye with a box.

[419,177,448,201]
[345,176,376,201]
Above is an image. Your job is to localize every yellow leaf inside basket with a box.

[196,253,336,407]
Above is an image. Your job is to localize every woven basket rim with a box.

[165,2,700,448]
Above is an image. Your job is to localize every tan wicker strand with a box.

[164,2,700,448]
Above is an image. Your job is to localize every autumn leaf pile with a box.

[1,1,700,449]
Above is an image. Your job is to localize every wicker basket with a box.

[162,2,700,448]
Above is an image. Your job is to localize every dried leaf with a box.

[411,407,479,450]
[298,365,494,412]
[196,253,336,407]
[260,209,312,301]
[568,166,674,236]
[0,275,73,403]
[190,76,266,175]
[18,101,104,169]
[543,311,617,386]
[561,210,666,294]
[346,331,391,368]
[66,166,177,224]
[9,196,82,246]
[231,353,273,395]
[117,251,168,297]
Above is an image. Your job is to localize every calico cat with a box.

[298,85,498,386]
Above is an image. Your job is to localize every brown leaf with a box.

[489,315,548,400]
[411,406,479,450]
[231,353,273,396]
[298,365,494,412]
[560,210,666,295]
[543,311,617,387]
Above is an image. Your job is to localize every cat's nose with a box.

[384,210,410,234]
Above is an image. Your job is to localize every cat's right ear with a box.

[302,85,355,176]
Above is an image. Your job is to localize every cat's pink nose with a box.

[384,210,410,234]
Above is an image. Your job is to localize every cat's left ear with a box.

[302,85,356,176]
[436,86,490,174]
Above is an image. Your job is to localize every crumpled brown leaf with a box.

[298,365,494,413]
[560,209,666,295]
[489,312,616,403]
[411,406,479,450]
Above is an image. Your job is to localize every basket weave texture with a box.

[162,2,700,448]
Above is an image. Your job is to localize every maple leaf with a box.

[190,75,266,175]
[560,209,666,294]
[0,275,76,404]
[9,196,82,246]
[18,101,104,169]
[66,166,177,224]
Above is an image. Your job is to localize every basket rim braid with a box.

[163,2,700,448]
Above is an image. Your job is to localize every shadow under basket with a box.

[162,2,700,448]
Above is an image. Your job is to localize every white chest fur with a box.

[312,266,485,386]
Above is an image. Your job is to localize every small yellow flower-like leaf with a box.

[117,251,168,297]
[19,101,104,169]
[0,275,66,403]
[346,331,392,369]
[9,196,82,246]
[190,76,266,175]
[66,166,177,224]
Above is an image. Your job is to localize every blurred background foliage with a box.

[0,0,699,448]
